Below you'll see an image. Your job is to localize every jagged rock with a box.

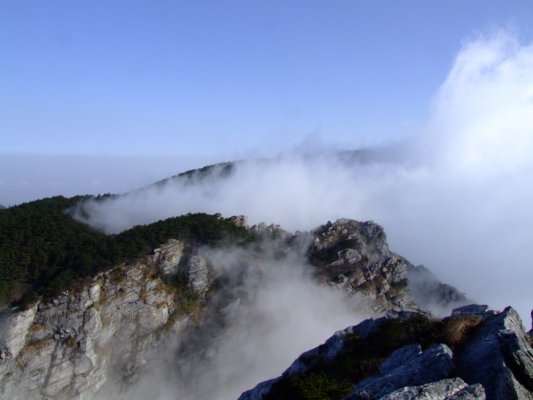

[0,261,183,400]
[346,344,454,399]
[239,305,533,400]
[308,219,421,313]
[281,312,421,380]
[238,311,447,400]
[309,219,390,275]
[451,304,495,319]
[353,256,417,312]
[378,377,483,400]
[448,384,486,400]
[456,306,533,400]
[379,344,422,374]
[153,238,185,275]
[498,328,533,390]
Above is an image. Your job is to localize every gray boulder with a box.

[455,306,533,400]
[451,304,495,319]
[308,219,423,312]
[379,344,422,375]
[346,344,454,399]
[448,384,486,400]
[378,377,485,400]
[498,328,533,390]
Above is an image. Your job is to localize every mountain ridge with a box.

[0,160,530,400]
[0,214,474,399]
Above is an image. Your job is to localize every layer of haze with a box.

[0,154,213,206]
[76,32,533,323]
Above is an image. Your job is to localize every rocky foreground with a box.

[239,304,533,400]
[0,217,530,399]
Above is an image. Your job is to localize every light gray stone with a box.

[347,344,455,400]
[0,259,183,400]
[378,377,468,400]
[448,384,486,400]
[154,238,185,275]
[456,306,533,400]
[379,344,422,375]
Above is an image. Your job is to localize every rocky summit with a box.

[0,215,530,400]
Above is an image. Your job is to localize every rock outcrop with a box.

[456,306,533,399]
[347,343,455,399]
[0,239,199,400]
[379,378,485,400]
[308,220,418,312]
[153,238,185,276]
[239,305,533,400]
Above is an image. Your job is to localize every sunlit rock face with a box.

[0,218,475,400]
[154,238,186,276]
[0,261,183,400]
[308,219,460,313]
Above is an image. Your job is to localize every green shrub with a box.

[290,372,352,400]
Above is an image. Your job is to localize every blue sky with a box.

[2,0,532,159]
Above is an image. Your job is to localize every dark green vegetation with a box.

[153,161,235,188]
[0,196,251,306]
[263,314,482,400]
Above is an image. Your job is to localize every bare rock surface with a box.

[378,378,485,400]
[456,306,533,400]
[0,262,183,400]
[308,219,419,312]
[238,305,532,400]
[346,344,454,400]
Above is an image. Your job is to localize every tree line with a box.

[0,195,251,307]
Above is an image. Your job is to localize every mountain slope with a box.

[0,196,250,306]
[0,207,470,399]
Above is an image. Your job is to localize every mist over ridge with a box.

[72,32,533,323]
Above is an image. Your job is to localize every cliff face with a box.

[0,260,181,399]
[0,218,470,400]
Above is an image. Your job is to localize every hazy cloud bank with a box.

[75,32,533,322]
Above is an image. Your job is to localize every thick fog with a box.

[73,32,533,322]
